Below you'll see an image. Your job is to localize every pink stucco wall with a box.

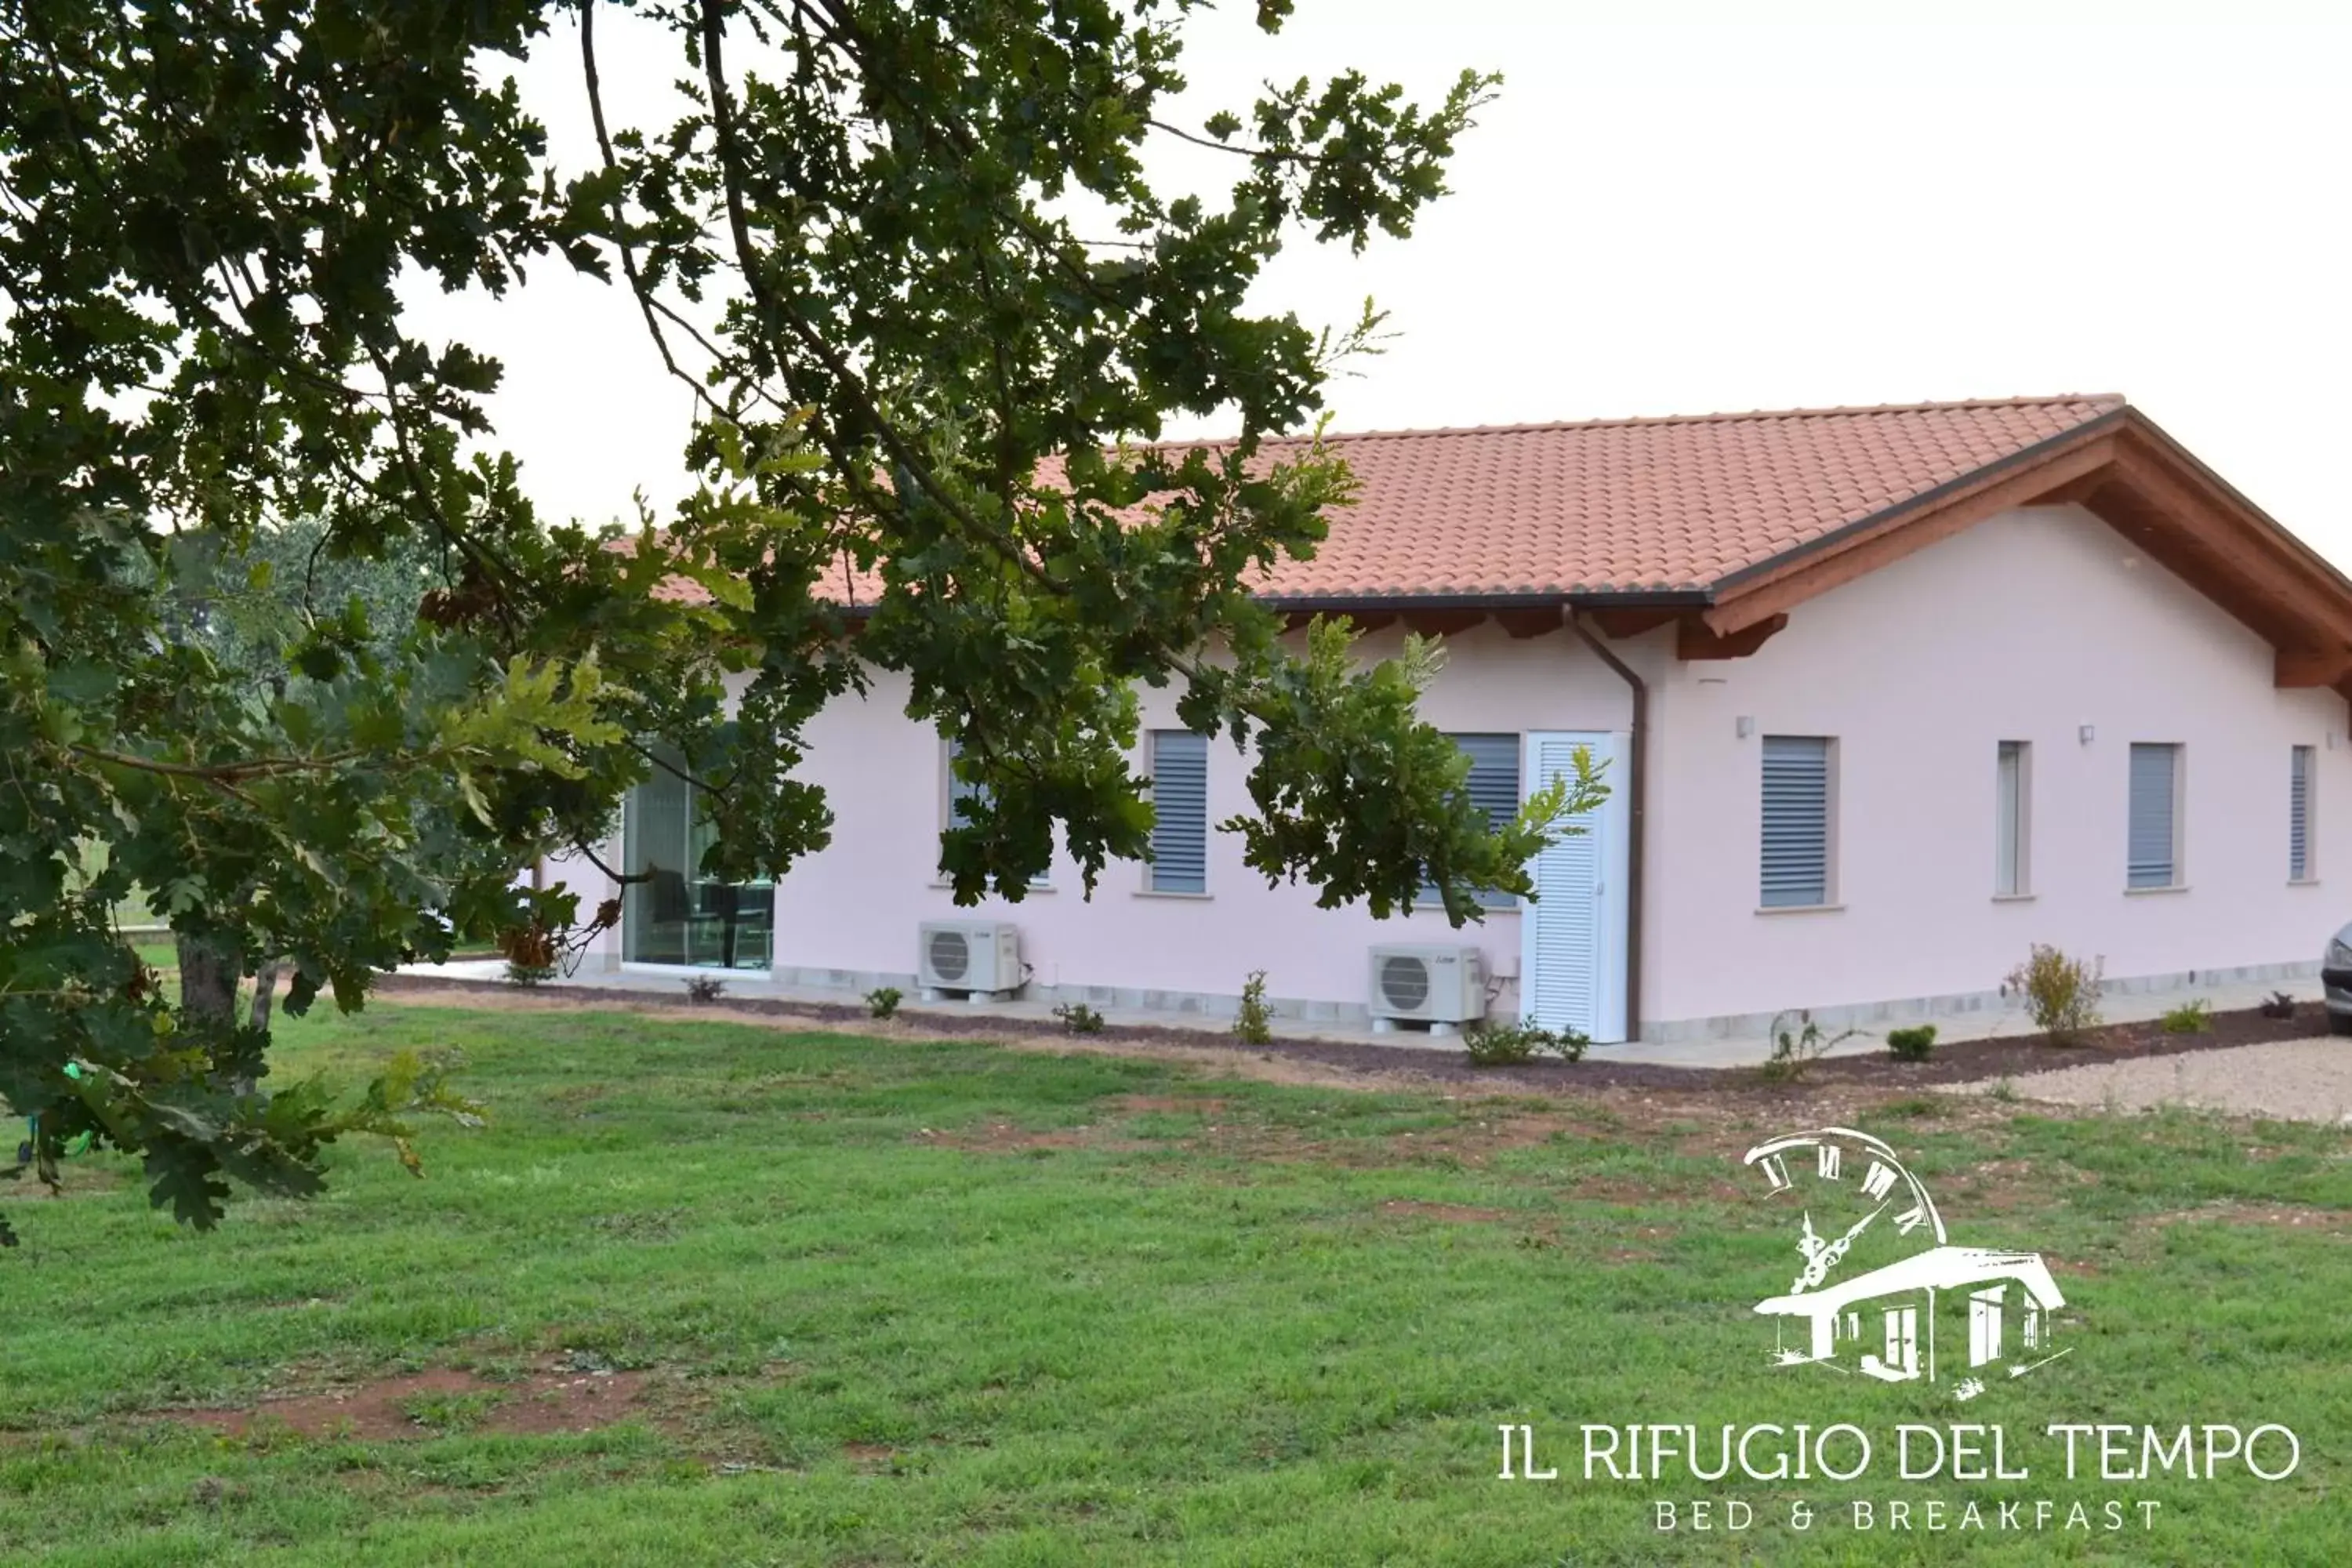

[762,622,1639,1013]
[553,502,2347,1037]
[1641,503,2346,1027]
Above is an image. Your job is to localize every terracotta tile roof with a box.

[626,395,2126,607]
[1249,394,2125,599]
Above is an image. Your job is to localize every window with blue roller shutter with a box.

[2290,745,2314,881]
[1760,735,1833,908]
[946,738,1051,888]
[1148,731,1209,893]
[1421,734,1521,909]
[2126,742,2180,888]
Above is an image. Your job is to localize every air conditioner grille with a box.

[1378,954,1432,1014]
[927,928,971,983]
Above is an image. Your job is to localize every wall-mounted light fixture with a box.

[1736,716,1755,739]
[2078,724,2096,746]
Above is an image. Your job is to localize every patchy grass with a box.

[1,1006,2348,1563]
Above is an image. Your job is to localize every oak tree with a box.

[0,0,1599,1240]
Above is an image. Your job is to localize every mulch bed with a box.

[372,971,2333,1095]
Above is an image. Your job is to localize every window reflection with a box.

[620,746,774,969]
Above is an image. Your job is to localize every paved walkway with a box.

[401,961,2325,1072]
[1955,1036,2352,1123]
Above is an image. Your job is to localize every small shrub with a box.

[2159,998,2212,1035]
[499,921,557,987]
[682,974,727,1004]
[1053,1001,1106,1035]
[866,985,903,1021]
[2004,945,2103,1044]
[1462,1018,1588,1067]
[2260,990,2296,1021]
[1760,1011,1860,1082]
[1232,970,1273,1046]
[1886,1024,1938,1062]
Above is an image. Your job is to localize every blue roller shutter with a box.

[2290,745,2313,881]
[1425,733,1521,909]
[1760,735,1831,908]
[1149,731,1209,893]
[2127,742,2180,888]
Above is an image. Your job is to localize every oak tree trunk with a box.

[176,931,256,1095]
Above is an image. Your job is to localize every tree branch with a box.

[693,0,1065,595]
[569,833,653,886]
[1145,116,1319,165]
[71,743,365,782]
[583,0,753,426]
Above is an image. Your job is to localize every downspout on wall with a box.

[1564,607,1648,1043]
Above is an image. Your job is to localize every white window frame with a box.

[1994,740,2031,898]
[2125,742,2185,892]
[1142,728,1210,897]
[1759,734,1838,912]
[941,737,1052,891]
[1414,732,1523,911]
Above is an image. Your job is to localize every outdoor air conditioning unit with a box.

[1367,944,1487,1033]
[917,920,1023,1001]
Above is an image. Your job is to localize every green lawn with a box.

[2,1004,2347,1564]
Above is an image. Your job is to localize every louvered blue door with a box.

[1520,731,1631,1044]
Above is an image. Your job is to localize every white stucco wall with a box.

[1642,503,2346,1033]
[551,502,2347,1040]
[760,621,1644,1019]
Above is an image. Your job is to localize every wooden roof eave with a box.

[1694,409,2352,701]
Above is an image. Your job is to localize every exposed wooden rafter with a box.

[1494,608,1563,640]
[1584,606,1682,639]
[2276,648,2352,688]
[1397,608,1487,637]
[1678,612,1788,661]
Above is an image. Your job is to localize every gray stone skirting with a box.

[1635,959,2322,1044]
[761,963,1380,1027]
[754,956,2321,1044]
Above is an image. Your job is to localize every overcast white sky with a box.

[426,1,2352,564]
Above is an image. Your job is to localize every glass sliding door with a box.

[619,745,775,969]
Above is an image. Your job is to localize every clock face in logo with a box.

[1744,1127,1947,1298]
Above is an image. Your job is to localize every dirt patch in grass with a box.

[1944,1156,2103,1215]
[164,1363,656,1443]
[912,1120,1145,1154]
[1105,1094,1231,1116]
[1403,1112,1578,1162]
[2133,1201,2352,1237]
[1377,1198,1508,1224]
[6,1155,129,1201]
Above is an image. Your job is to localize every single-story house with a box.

[1754,1246,2066,1385]
[554,394,2352,1045]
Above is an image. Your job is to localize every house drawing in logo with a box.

[1743,1128,2070,1393]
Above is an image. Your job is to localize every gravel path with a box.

[1970,1036,2352,1123]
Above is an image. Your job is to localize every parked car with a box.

[2323,923,2352,1034]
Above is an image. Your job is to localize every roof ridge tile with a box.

[1283,394,2125,445]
